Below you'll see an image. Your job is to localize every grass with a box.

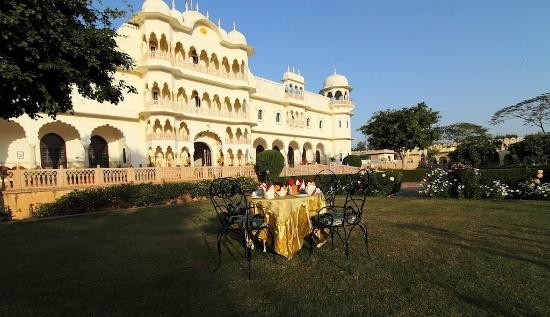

[0,197,549,316]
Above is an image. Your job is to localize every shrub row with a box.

[278,170,403,197]
[34,177,257,218]
[396,165,550,184]
[419,166,549,200]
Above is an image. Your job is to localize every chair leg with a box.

[214,228,225,272]
[266,226,277,264]
[358,222,370,257]
[244,231,252,279]
[330,228,335,250]
[306,225,320,262]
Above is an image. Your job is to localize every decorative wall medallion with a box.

[200,27,207,35]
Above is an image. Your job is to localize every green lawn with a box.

[1,197,549,316]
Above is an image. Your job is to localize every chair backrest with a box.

[209,177,248,227]
[342,169,370,224]
[314,169,339,206]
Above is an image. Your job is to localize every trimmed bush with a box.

[342,155,362,167]
[398,168,430,182]
[255,150,285,183]
[33,177,257,218]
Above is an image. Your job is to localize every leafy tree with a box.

[0,0,136,119]
[352,141,367,152]
[359,102,442,167]
[441,122,489,144]
[508,133,550,165]
[490,93,550,133]
[448,136,500,167]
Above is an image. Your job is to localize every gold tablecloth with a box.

[250,194,326,259]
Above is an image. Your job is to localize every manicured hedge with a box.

[255,150,285,182]
[34,177,257,218]
[479,165,550,189]
[278,170,403,197]
[398,169,430,182]
[342,155,362,168]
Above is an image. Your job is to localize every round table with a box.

[250,193,326,259]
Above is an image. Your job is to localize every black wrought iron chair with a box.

[314,169,339,207]
[307,169,370,261]
[209,177,275,278]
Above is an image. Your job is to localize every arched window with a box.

[40,133,67,169]
[339,120,342,128]
[191,50,199,64]
[276,112,281,123]
[319,120,323,129]
[346,121,349,128]
[306,118,310,127]
[89,135,109,168]
[194,95,201,108]
[257,109,263,120]
[123,148,127,164]
[152,89,159,101]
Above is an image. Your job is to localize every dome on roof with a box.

[228,29,247,44]
[181,10,206,26]
[170,8,181,19]
[142,0,170,15]
[323,72,350,89]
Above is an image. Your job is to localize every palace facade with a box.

[0,0,354,169]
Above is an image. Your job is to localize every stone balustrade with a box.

[285,92,305,100]
[0,164,362,193]
[143,51,248,81]
[143,101,248,120]
[328,99,355,106]
[146,133,190,142]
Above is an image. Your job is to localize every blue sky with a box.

[110,0,550,144]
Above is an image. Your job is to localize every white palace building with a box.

[0,0,354,170]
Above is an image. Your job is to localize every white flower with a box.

[389,177,395,181]
[382,174,386,178]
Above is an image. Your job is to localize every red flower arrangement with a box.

[288,179,295,185]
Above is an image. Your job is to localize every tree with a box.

[352,141,367,152]
[359,102,442,167]
[490,93,550,133]
[508,133,550,165]
[342,155,362,167]
[448,136,500,167]
[441,122,489,144]
[0,0,136,119]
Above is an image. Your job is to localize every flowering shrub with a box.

[419,168,451,198]
[420,165,548,200]
[515,181,550,200]
[479,180,510,200]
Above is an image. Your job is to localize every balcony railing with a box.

[328,99,355,106]
[225,137,251,144]
[143,101,248,120]
[146,133,190,142]
[285,92,305,100]
[143,51,248,81]
[286,118,306,128]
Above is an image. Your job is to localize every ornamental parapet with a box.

[328,99,355,106]
[143,51,248,81]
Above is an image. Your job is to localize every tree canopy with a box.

[358,102,442,164]
[508,133,550,166]
[440,122,489,144]
[0,0,136,119]
[448,136,500,168]
[352,141,367,152]
[490,93,550,133]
